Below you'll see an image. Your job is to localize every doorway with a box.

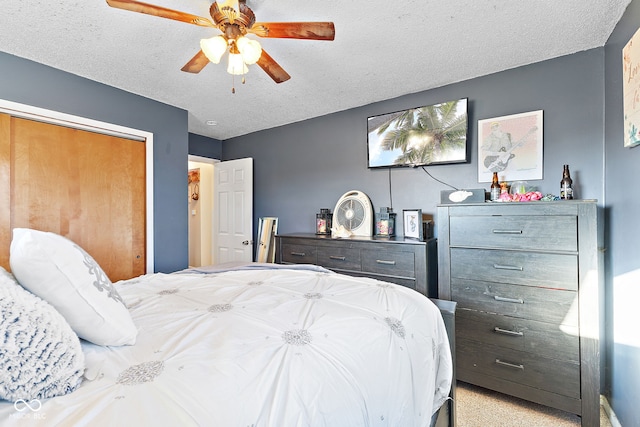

[188,156,217,267]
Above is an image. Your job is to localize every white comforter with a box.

[0,264,452,426]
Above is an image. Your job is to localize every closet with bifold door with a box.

[0,112,146,282]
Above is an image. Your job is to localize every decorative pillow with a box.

[10,228,137,346]
[0,267,85,401]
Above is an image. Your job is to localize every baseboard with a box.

[601,395,622,427]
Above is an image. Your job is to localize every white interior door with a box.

[212,157,253,264]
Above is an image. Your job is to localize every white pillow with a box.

[10,228,137,346]
[0,267,85,401]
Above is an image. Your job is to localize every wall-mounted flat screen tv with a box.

[367,98,468,168]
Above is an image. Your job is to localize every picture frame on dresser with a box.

[403,209,423,240]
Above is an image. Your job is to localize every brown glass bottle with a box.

[560,164,573,200]
[490,172,500,201]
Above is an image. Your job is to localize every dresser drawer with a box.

[450,248,578,290]
[457,309,579,362]
[317,246,361,270]
[451,278,578,325]
[361,249,415,278]
[457,339,580,399]
[280,243,317,264]
[449,215,577,252]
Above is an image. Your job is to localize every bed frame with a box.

[430,298,457,427]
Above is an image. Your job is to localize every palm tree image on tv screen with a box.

[367,98,468,168]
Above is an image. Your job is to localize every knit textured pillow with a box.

[0,267,85,402]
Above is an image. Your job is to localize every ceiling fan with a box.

[105,0,335,86]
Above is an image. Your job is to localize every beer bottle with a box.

[490,172,500,201]
[560,165,573,200]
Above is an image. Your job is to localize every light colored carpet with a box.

[456,382,612,427]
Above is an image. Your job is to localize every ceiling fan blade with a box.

[249,22,335,40]
[256,50,291,83]
[181,50,210,74]
[106,0,214,27]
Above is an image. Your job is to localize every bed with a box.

[0,229,453,426]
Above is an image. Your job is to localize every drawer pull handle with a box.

[494,295,524,304]
[376,260,396,265]
[290,252,306,257]
[493,264,524,271]
[329,255,346,261]
[495,359,525,370]
[494,327,524,337]
[492,229,523,234]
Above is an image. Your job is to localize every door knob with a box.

[242,240,252,245]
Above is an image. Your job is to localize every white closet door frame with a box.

[0,99,155,273]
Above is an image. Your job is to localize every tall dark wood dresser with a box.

[437,201,601,426]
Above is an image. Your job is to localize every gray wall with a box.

[0,52,189,273]
[223,50,605,235]
[189,132,222,159]
[605,1,640,426]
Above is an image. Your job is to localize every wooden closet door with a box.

[0,114,10,268]
[0,114,146,282]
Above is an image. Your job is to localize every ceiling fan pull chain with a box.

[230,65,246,93]
[231,60,236,93]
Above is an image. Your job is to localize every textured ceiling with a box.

[0,0,631,140]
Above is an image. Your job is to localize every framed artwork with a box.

[403,209,422,240]
[477,110,543,183]
[623,27,640,148]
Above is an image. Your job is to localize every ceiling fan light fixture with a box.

[200,35,227,64]
[236,36,262,65]
[105,0,335,84]
[227,52,248,75]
